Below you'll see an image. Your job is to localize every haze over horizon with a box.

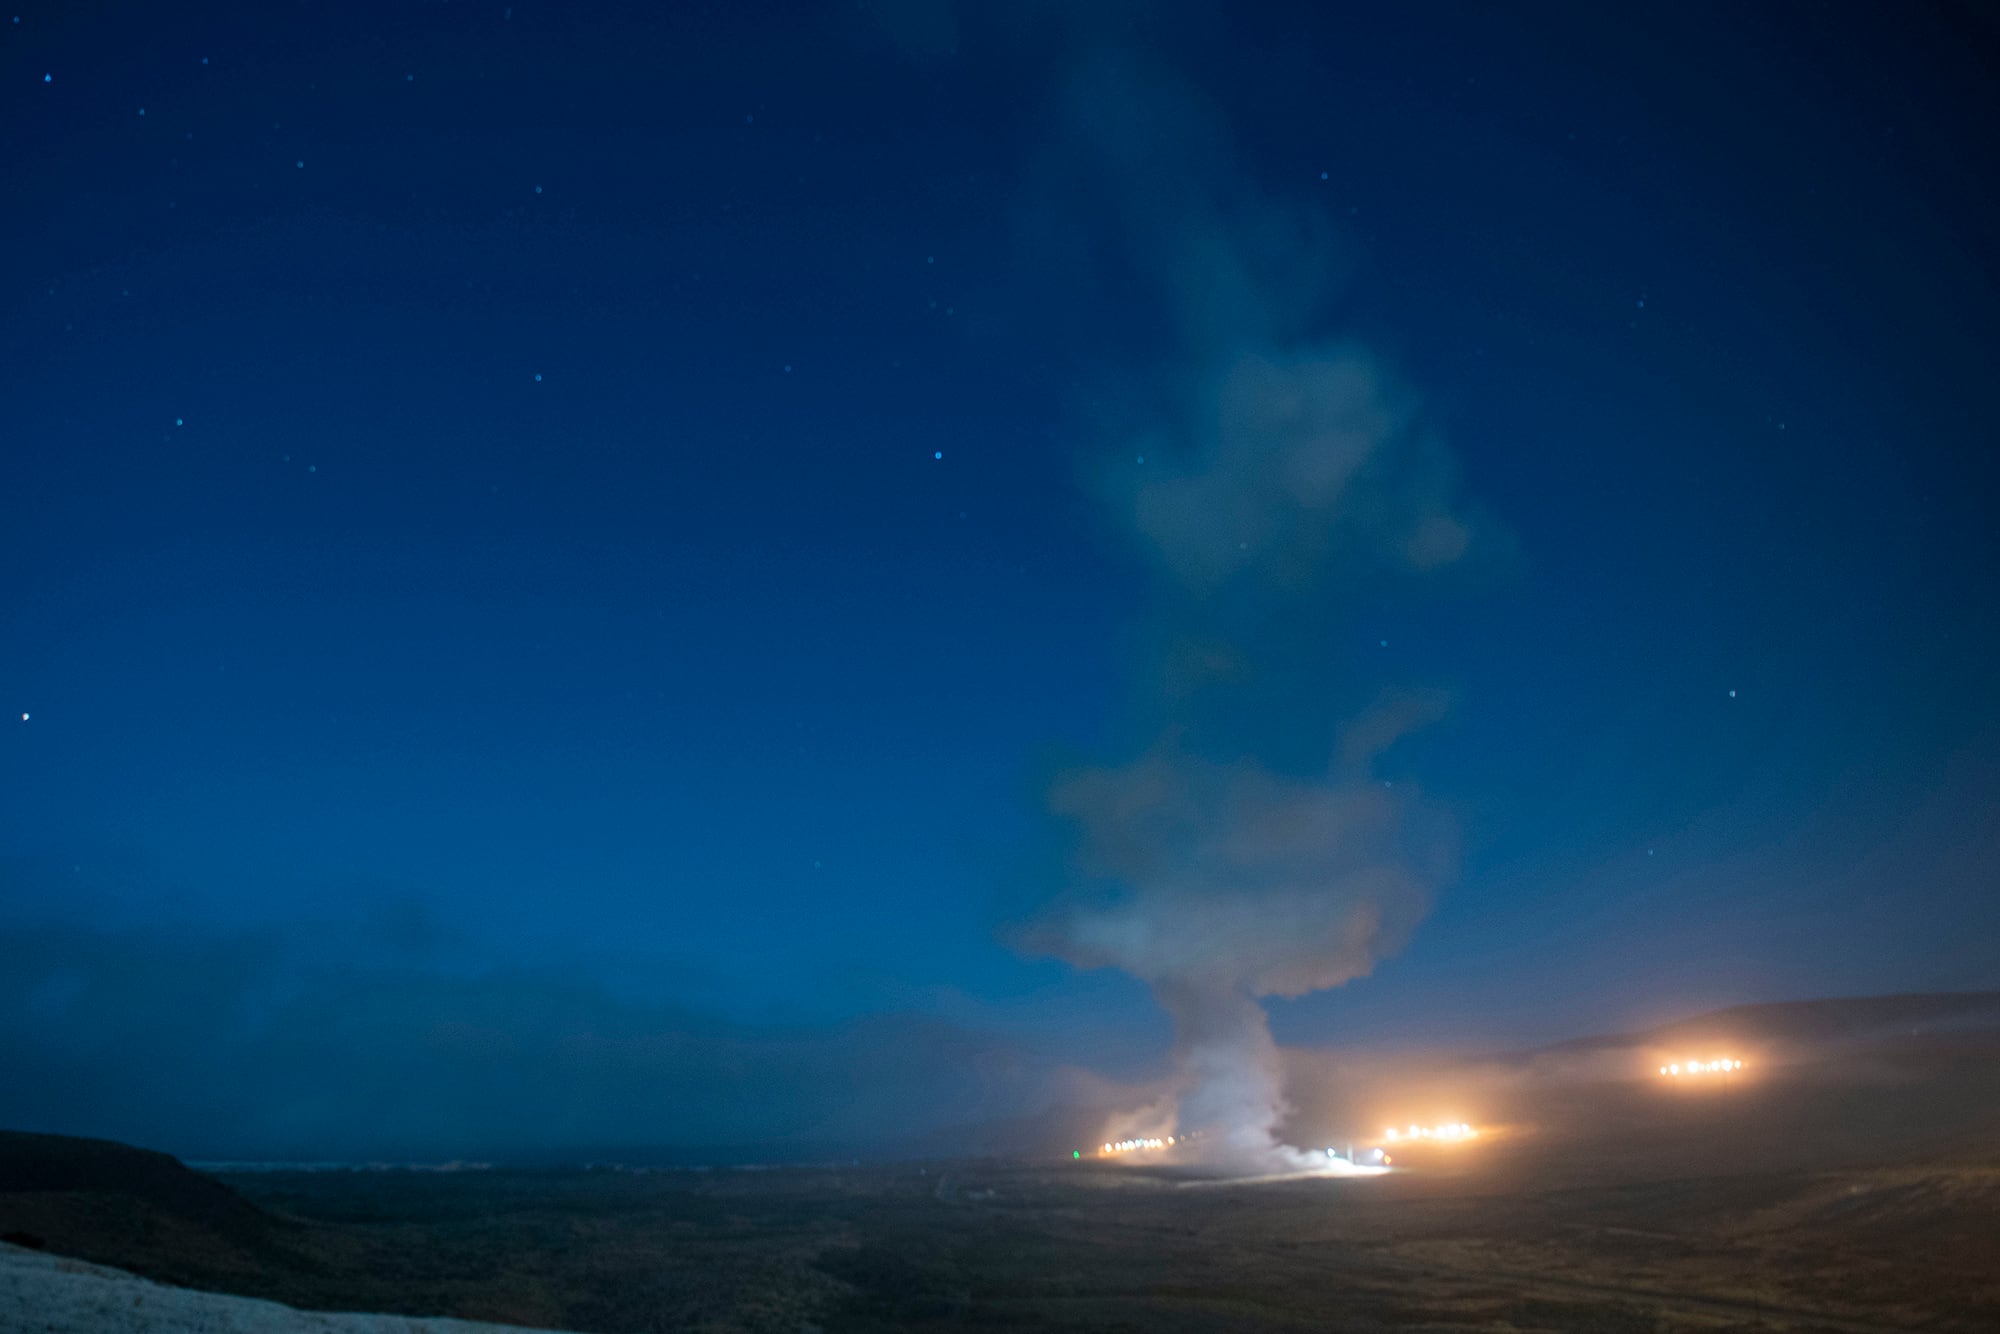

[4,0,1997,1161]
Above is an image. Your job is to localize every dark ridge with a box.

[1519,990,2000,1059]
[0,1130,309,1290]
[0,1130,279,1237]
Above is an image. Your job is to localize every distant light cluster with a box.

[1383,1122,1476,1142]
[1098,1136,1174,1155]
[1660,1058,1743,1076]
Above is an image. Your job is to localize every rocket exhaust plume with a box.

[1036,723,1450,1172]
[1026,56,1482,1173]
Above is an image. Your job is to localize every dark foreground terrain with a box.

[5,1147,1996,1333]
[4,997,1997,1332]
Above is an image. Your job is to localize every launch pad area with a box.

[193,1140,1995,1332]
[4,1006,1994,1332]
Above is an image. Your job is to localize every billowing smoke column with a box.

[1044,744,1444,1170]
[1029,59,1479,1174]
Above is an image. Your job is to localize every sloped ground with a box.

[0,1241,572,1334]
[0,1130,308,1291]
[5,998,1993,1331]
[5,1149,1996,1332]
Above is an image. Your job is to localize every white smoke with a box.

[1028,55,1480,1173]
[1037,731,1449,1171]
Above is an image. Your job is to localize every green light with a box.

[1071,1150,1080,1159]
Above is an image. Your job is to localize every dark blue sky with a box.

[3,1,1996,1158]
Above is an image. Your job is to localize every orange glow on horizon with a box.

[1658,1058,1744,1077]
[1381,1122,1478,1143]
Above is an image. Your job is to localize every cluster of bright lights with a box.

[1382,1122,1476,1142]
[1660,1059,1743,1076]
[1099,1136,1175,1155]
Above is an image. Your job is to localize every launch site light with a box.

[1098,1135,1175,1156]
[1382,1122,1478,1143]
[1658,1058,1744,1077]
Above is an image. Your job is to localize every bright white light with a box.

[1379,1122,1482,1147]
[1100,1133,1176,1157]
[1660,1057,1742,1078]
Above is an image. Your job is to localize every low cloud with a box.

[0,906,1043,1162]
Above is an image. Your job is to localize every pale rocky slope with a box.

[0,1241,573,1334]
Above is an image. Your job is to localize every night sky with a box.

[4,1,1997,1160]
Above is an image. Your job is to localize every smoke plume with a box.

[1029,56,1478,1172]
